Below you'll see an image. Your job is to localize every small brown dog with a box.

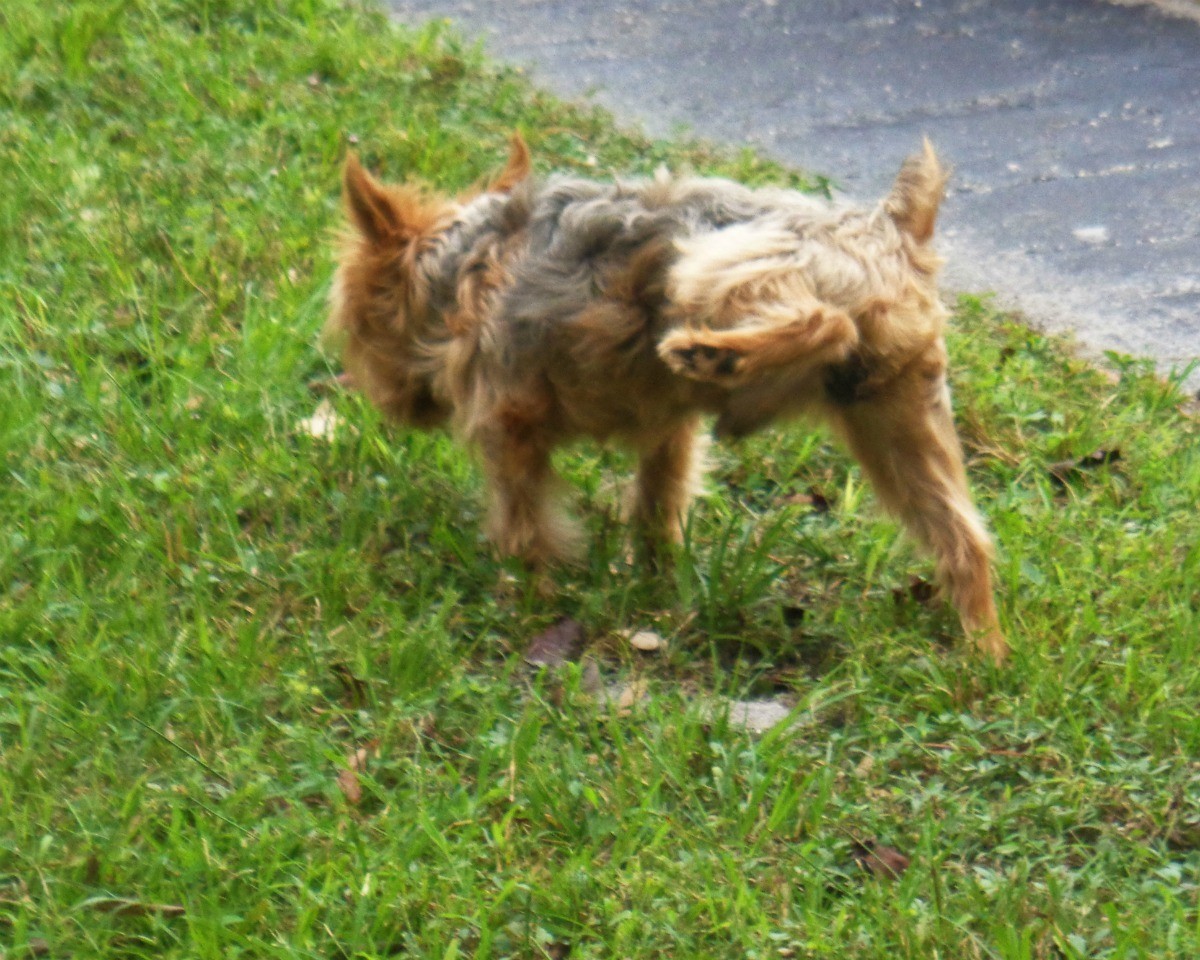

[328,136,1008,662]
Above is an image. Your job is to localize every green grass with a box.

[1,1,1198,957]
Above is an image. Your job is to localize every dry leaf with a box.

[337,739,380,805]
[296,399,345,441]
[1048,448,1121,486]
[806,486,831,513]
[337,767,363,805]
[851,840,910,880]
[525,618,587,668]
[784,485,831,513]
[892,575,937,607]
[348,738,380,771]
[331,662,369,708]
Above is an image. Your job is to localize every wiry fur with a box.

[328,136,1008,662]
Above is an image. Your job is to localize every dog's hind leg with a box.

[830,361,1008,663]
[658,301,858,387]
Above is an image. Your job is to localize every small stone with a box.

[579,657,605,696]
[1072,225,1110,245]
[627,629,665,652]
[614,679,649,710]
[727,699,793,733]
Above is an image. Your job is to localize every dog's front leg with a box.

[831,381,1008,664]
[479,398,581,567]
[632,417,708,558]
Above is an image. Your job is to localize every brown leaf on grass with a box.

[784,485,831,513]
[81,896,186,918]
[337,739,380,806]
[892,575,937,607]
[1048,448,1122,486]
[337,767,363,805]
[524,617,587,668]
[331,661,369,708]
[851,840,911,880]
[25,938,51,957]
[348,739,380,771]
[1084,449,1122,467]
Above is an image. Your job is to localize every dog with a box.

[327,136,1008,663]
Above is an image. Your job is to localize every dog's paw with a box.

[659,332,744,383]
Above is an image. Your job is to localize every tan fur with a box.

[883,138,948,245]
[485,135,533,195]
[328,136,1008,663]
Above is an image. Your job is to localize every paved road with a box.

[389,0,1200,388]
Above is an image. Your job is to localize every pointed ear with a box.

[884,138,948,244]
[343,154,401,244]
[488,133,532,194]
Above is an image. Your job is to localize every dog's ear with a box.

[343,154,403,244]
[884,139,948,244]
[488,133,532,194]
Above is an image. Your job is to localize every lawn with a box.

[1,1,1198,957]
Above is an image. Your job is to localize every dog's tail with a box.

[883,139,948,244]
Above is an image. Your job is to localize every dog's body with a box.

[329,138,1008,662]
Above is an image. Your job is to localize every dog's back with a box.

[483,168,933,434]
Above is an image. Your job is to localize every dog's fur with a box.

[328,136,1008,662]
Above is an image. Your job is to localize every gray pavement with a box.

[389,0,1200,388]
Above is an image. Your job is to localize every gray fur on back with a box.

[417,172,844,366]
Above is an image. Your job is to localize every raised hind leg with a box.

[658,302,858,386]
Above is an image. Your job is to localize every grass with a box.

[1,0,1198,956]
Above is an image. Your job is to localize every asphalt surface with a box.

[388,0,1200,387]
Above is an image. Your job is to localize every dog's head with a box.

[327,137,532,428]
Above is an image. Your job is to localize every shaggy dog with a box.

[328,136,1008,662]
